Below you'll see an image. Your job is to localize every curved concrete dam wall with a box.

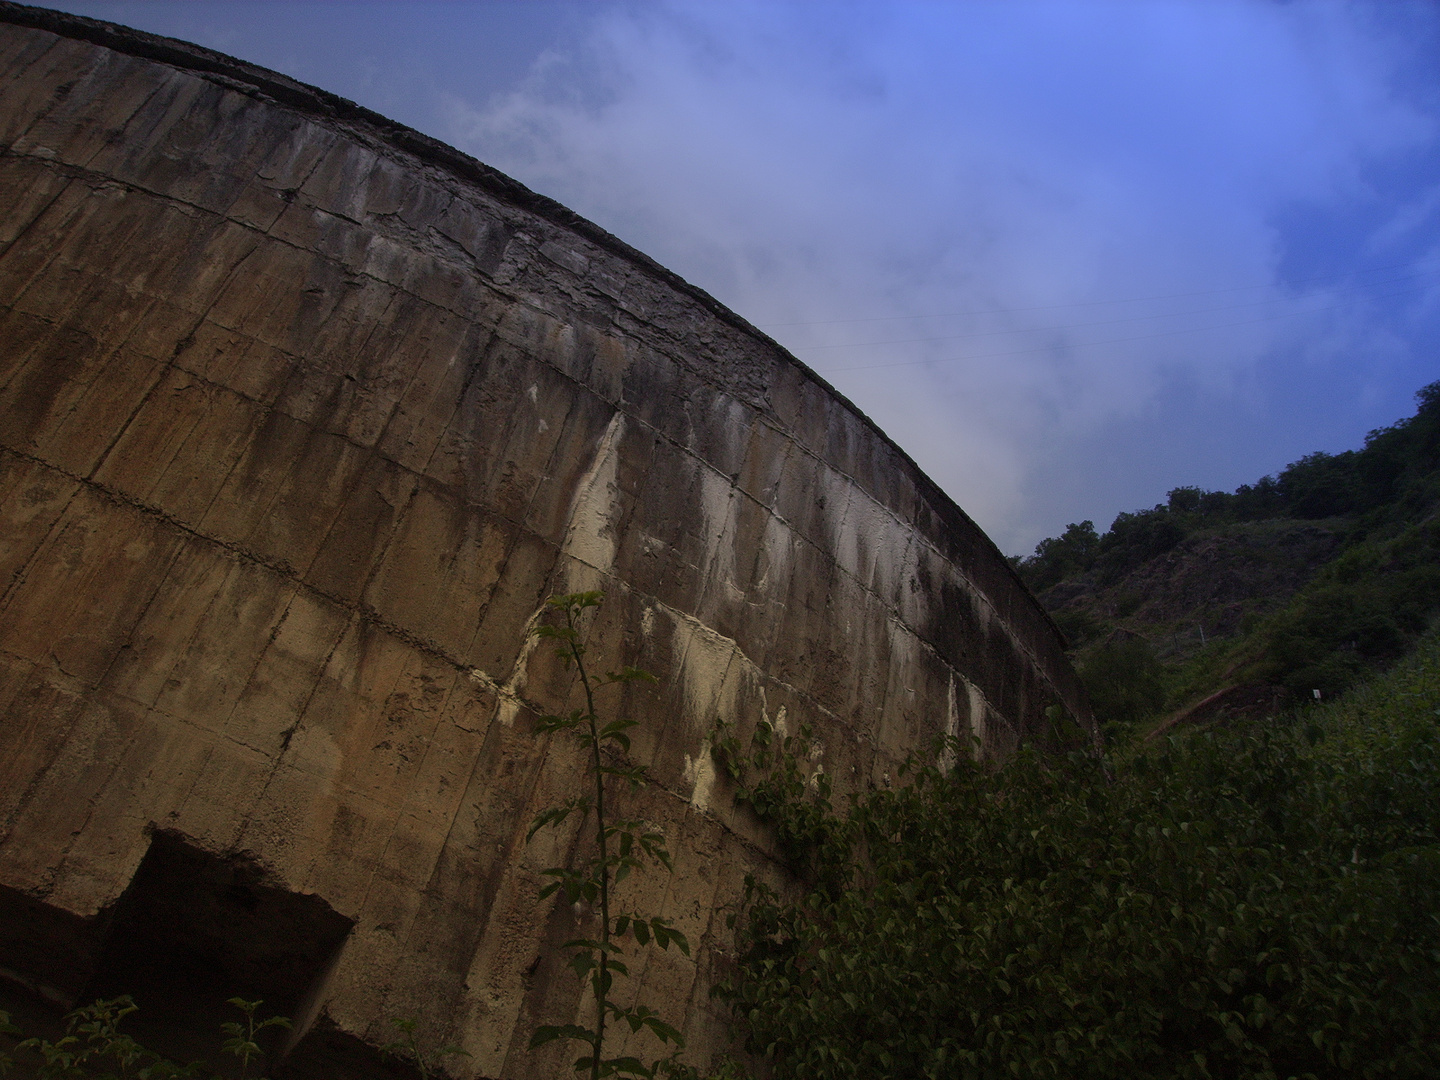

[0,5,1090,1076]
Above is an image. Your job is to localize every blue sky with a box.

[44,1,1440,555]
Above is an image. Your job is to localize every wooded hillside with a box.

[1013,381,1440,734]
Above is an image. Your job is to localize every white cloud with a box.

[442,0,1438,553]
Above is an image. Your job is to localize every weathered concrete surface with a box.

[0,5,1091,1076]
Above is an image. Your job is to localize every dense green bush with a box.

[1260,516,1440,699]
[716,635,1440,1079]
[1078,637,1168,732]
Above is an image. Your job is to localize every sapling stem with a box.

[560,608,609,1080]
[524,592,689,1080]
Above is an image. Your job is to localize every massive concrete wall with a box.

[0,5,1090,1076]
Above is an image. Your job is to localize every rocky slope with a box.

[1041,519,1343,656]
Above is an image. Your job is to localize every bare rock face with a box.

[0,6,1089,1076]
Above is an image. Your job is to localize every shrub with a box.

[1079,636,1167,730]
[716,637,1440,1079]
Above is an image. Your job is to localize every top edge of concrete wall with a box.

[0,0,1071,660]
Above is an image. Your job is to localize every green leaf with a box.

[640,1015,683,1045]
[529,1024,595,1050]
[601,718,640,738]
[651,919,689,956]
[527,797,591,840]
[560,937,609,952]
[599,1055,650,1077]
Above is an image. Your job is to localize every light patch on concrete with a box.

[641,604,655,638]
[667,606,746,735]
[884,615,923,716]
[947,673,961,739]
[860,502,913,602]
[754,512,795,599]
[494,605,547,727]
[681,743,717,812]
[939,673,960,773]
[696,465,736,590]
[821,469,912,600]
[967,680,989,757]
[823,466,921,613]
[271,592,346,666]
[286,722,344,783]
[895,537,927,631]
[561,411,625,576]
[832,486,864,583]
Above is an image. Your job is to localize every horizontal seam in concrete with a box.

[0,447,863,826]
[0,269,1062,741]
[0,143,1069,703]
[0,137,1029,705]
